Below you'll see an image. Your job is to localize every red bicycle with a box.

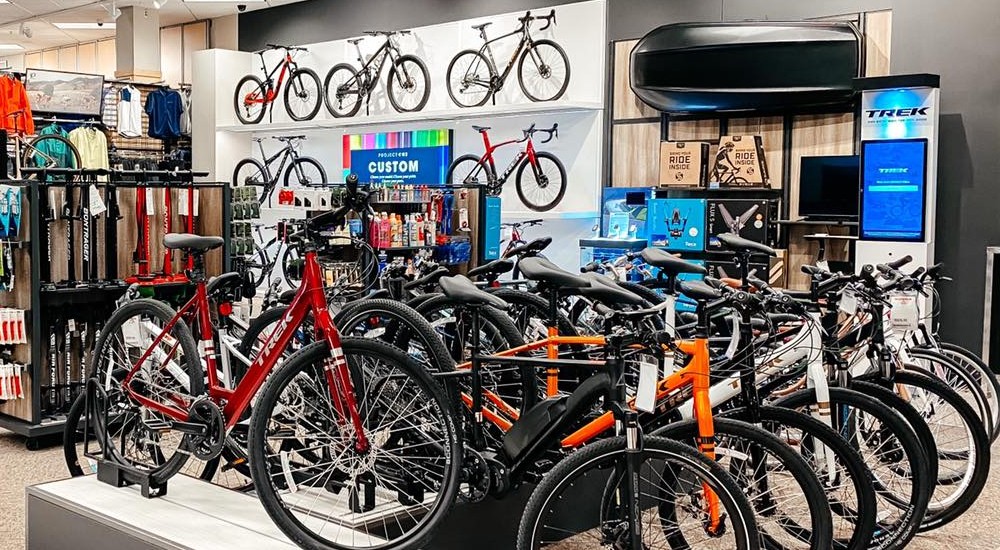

[234,43,322,124]
[447,123,567,212]
[86,185,461,549]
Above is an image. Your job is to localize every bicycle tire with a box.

[245,242,269,290]
[446,153,493,187]
[905,348,992,437]
[772,387,930,550]
[90,298,204,485]
[515,151,566,212]
[653,417,833,550]
[26,134,81,172]
[936,341,1000,440]
[323,63,363,117]
[387,54,431,113]
[517,39,570,103]
[283,67,322,121]
[232,157,270,203]
[446,49,495,108]
[720,405,878,550]
[486,286,578,341]
[517,435,760,550]
[282,156,328,188]
[280,245,302,287]
[233,74,268,124]
[248,338,461,550]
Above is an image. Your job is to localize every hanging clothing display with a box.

[68,126,110,180]
[35,124,76,169]
[179,89,192,136]
[145,87,183,140]
[0,74,34,135]
[117,85,143,138]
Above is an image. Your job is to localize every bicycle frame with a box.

[353,39,400,92]
[120,248,370,449]
[243,51,296,106]
[256,142,299,185]
[475,129,537,184]
[478,23,534,85]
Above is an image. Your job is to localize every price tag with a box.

[122,316,142,346]
[145,188,155,216]
[89,185,107,216]
[839,288,858,315]
[889,292,919,332]
[724,313,740,359]
[635,360,658,413]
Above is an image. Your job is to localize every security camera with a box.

[237,4,247,12]
[97,20,105,27]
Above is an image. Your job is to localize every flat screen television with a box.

[25,68,105,117]
[860,138,928,242]
[797,155,860,220]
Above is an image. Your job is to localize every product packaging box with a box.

[711,135,770,187]
[648,198,707,252]
[706,260,770,283]
[602,187,651,239]
[659,141,709,187]
[706,199,771,250]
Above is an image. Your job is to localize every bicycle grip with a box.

[887,255,912,270]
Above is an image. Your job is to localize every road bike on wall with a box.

[447,123,567,212]
[231,135,327,207]
[446,9,570,108]
[324,30,431,117]
[233,44,322,124]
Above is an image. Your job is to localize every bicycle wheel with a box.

[773,387,930,550]
[232,158,269,200]
[518,39,570,103]
[89,299,204,485]
[283,156,328,188]
[721,405,878,550]
[27,134,81,171]
[516,151,566,212]
[334,298,455,374]
[324,63,363,118]
[909,347,994,439]
[387,54,431,113]
[654,418,832,550]
[446,154,497,193]
[446,49,494,108]
[518,435,760,550]
[245,242,270,290]
[249,338,461,550]
[280,244,302,287]
[893,369,990,532]
[935,341,1000,440]
[234,74,269,124]
[283,67,322,121]
[486,287,578,343]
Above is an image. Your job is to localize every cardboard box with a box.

[648,198,707,252]
[706,199,772,251]
[711,135,770,187]
[660,141,710,187]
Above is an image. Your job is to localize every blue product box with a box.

[647,198,707,252]
[602,187,651,238]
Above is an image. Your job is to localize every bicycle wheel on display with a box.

[516,151,567,212]
[26,134,82,172]
[234,74,269,124]
[232,158,270,203]
[446,154,494,190]
[283,156,327,188]
[248,338,461,550]
[245,242,270,290]
[518,39,570,102]
[446,50,494,108]
[283,67,323,121]
[280,245,302,287]
[908,347,995,439]
[324,63,363,117]
[935,341,1000,440]
[387,54,431,113]
[517,435,761,550]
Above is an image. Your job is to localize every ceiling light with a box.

[182,0,266,3]
[0,45,24,50]
[152,0,169,8]
[54,22,116,30]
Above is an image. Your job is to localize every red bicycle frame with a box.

[121,248,370,451]
[243,51,294,107]
[475,128,537,181]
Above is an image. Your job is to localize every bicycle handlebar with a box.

[260,44,307,54]
[523,123,559,144]
[363,30,411,36]
[518,9,557,30]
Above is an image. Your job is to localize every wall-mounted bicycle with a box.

[324,30,430,117]
[233,44,322,124]
[231,135,327,207]
[447,123,567,212]
[446,9,570,108]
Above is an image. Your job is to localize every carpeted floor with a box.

[1,427,1000,549]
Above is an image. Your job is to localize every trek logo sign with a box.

[351,146,449,184]
[865,107,930,118]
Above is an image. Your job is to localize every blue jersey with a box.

[145,88,183,139]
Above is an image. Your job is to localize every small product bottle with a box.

[402,214,411,247]
[380,213,391,248]
[426,211,436,246]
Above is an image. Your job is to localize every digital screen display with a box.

[342,130,452,184]
[25,69,105,117]
[860,139,928,241]
[798,155,860,220]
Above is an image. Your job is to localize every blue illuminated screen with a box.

[860,139,927,241]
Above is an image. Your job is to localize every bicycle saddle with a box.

[518,257,589,289]
[505,237,552,258]
[472,22,492,30]
[164,233,224,252]
[678,280,724,302]
[467,258,514,279]
[347,38,364,45]
[403,266,450,290]
[438,275,509,309]
[578,272,645,305]
[276,135,306,141]
[251,137,265,143]
[472,125,491,133]
[716,233,776,257]
[640,248,707,276]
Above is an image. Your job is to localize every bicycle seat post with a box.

[467,305,489,450]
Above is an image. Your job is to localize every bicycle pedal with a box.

[221,457,247,472]
[142,418,171,432]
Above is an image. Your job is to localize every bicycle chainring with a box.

[486,181,504,196]
[186,398,226,461]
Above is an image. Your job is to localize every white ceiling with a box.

[0,0,306,51]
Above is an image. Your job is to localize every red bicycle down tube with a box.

[526,138,537,165]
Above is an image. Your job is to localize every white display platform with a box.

[27,475,300,549]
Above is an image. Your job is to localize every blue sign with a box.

[648,198,707,252]
[483,196,502,260]
[351,145,451,185]
[860,139,928,242]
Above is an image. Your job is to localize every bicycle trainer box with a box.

[711,135,770,187]
[647,198,707,252]
[659,141,709,187]
[705,199,771,249]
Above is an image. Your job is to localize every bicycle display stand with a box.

[0,169,231,447]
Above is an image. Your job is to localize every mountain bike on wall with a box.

[446,9,570,107]
[233,44,322,124]
[231,135,327,207]
[324,30,431,117]
[447,123,566,212]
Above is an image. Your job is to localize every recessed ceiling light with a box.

[0,1,10,4]
[54,22,116,30]
[0,44,24,50]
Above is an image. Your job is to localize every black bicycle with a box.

[231,135,327,206]
[233,44,322,124]
[324,30,431,117]
[446,9,570,107]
